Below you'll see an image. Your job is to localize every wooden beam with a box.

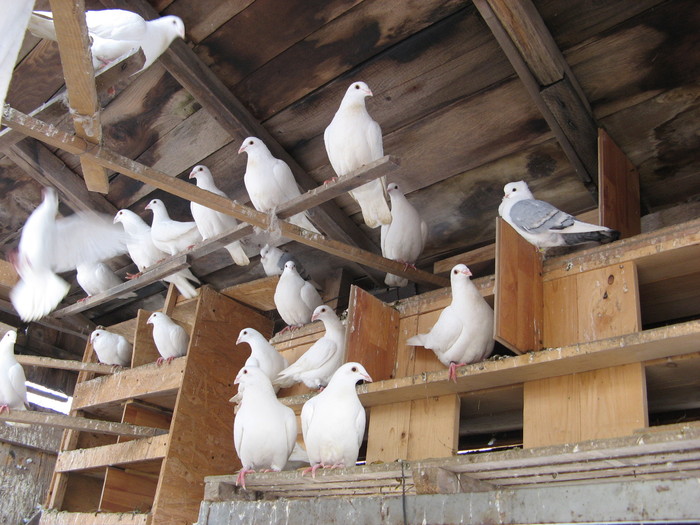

[48,0,108,193]
[40,510,150,525]
[55,434,169,472]
[51,255,190,318]
[0,411,167,438]
[16,354,116,374]
[1,107,449,288]
[5,139,117,215]
[473,0,598,192]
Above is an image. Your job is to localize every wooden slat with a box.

[0,411,166,438]
[598,128,641,238]
[72,358,186,411]
[51,255,191,318]
[100,467,158,513]
[494,218,543,354]
[280,319,700,411]
[39,510,150,525]
[48,0,108,193]
[16,354,116,374]
[55,435,169,472]
[221,276,279,311]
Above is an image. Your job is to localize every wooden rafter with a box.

[2,106,449,290]
[47,0,109,193]
[473,0,598,193]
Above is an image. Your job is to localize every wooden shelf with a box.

[280,319,700,412]
[203,422,700,499]
[55,435,169,473]
[40,510,150,525]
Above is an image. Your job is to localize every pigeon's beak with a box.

[188,169,196,179]
[113,215,119,224]
[145,203,151,210]
[238,144,247,154]
[311,312,320,322]
[228,396,237,403]
[362,373,373,383]
[365,88,373,97]
[460,268,473,277]
[235,334,242,345]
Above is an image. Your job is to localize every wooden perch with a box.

[0,410,167,437]
[51,254,190,318]
[48,0,108,193]
[16,354,116,375]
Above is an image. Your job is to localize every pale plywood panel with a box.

[132,310,159,368]
[100,467,157,513]
[396,316,420,379]
[221,276,279,312]
[542,276,579,348]
[523,375,581,448]
[366,401,412,463]
[407,395,460,460]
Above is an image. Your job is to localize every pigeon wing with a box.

[509,199,575,234]
[8,362,28,405]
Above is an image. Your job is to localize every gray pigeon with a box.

[498,181,619,248]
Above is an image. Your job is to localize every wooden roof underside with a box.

[1,0,698,329]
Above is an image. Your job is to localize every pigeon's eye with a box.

[243,369,248,374]
[354,84,360,90]
[512,188,517,192]
[249,140,254,145]
[95,333,100,337]
[351,366,358,372]
[453,269,458,274]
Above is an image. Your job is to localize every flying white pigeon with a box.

[381,182,428,287]
[76,261,137,300]
[301,362,372,477]
[90,328,132,367]
[147,312,189,365]
[28,9,185,72]
[324,81,391,229]
[239,137,320,234]
[114,209,200,299]
[145,199,202,256]
[498,181,620,248]
[0,330,29,426]
[189,165,250,266]
[273,261,323,331]
[10,187,127,322]
[406,264,494,382]
[275,305,346,390]
[236,328,288,383]
[232,365,298,489]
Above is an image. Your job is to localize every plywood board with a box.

[495,218,543,354]
[221,276,279,311]
[407,395,460,461]
[100,467,158,513]
[346,286,400,382]
[131,310,159,368]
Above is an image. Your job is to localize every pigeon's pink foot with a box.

[401,261,417,272]
[107,86,116,97]
[317,385,325,392]
[0,405,9,415]
[302,463,324,479]
[323,177,339,185]
[328,462,345,470]
[156,357,165,366]
[448,362,466,383]
[126,272,142,280]
[236,468,255,489]
[278,326,291,335]
[166,356,175,364]
[186,245,196,251]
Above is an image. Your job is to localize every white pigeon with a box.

[28,9,185,72]
[324,81,391,228]
[381,182,428,287]
[189,165,250,266]
[301,362,372,477]
[90,328,132,367]
[239,137,320,234]
[273,261,323,331]
[76,261,137,300]
[236,328,288,383]
[0,330,29,425]
[114,209,200,299]
[406,264,494,382]
[147,312,189,365]
[232,365,297,489]
[498,180,620,248]
[10,187,126,321]
[145,199,202,256]
[275,305,346,390]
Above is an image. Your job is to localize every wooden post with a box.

[494,218,544,354]
[524,262,647,447]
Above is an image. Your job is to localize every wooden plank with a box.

[346,286,400,382]
[473,0,596,189]
[151,287,273,525]
[0,411,166,438]
[100,467,158,513]
[131,309,161,368]
[72,359,186,411]
[365,402,412,463]
[16,355,116,375]
[48,0,108,193]
[55,435,168,473]
[221,276,278,311]
[598,128,641,238]
[51,256,191,318]
[494,218,543,354]
[434,244,496,275]
[407,394,460,460]
[40,510,150,525]
[280,319,700,411]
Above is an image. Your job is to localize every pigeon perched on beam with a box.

[301,362,372,477]
[90,328,132,368]
[189,165,250,266]
[28,9,185,72]
[324,81,391,228]
[76,261,136,301]
[0,330,29,426]
[498,181,619,248]
[145,199,202,256]
[406,264,494,382]
[114,209,200,299]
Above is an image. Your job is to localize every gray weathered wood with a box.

[0,410,167,437]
